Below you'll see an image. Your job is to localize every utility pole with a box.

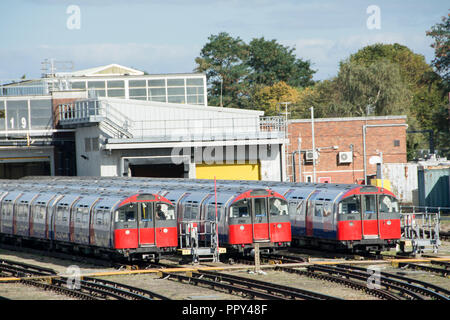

[310,107,316,183]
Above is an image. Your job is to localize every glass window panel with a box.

[6,100,28,130]
[167,87,185,95]
[131,97,147,101]
[30,99,52,129]
[148,79,165,87]
[87,81,105,89]
[149,96,166,102]
[71,81,86,89]
[149,88,166,96]
[129,80,146,87]
[129,88,146,96]
[187,95,202,104]
[107,80,124,88]
[93,90,106,97]
[167,79,184,86]
[187,87,204,94]
[0,101,5,130]
[107,89,125,97]
[186,78,204,86]
[168,96,185,103]
[187,95,204,104]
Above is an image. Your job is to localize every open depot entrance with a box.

[0,161,51,179]
[129,163,185,178]
[123,156,188,178]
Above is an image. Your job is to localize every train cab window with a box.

[254,198,266,217]
[378,195,399,213]
[364,195,376,214]
[269,198,288,216]
[338,196,361,214]
[155,203,175,220]
[230,200,249,218]
[140,203,152,221]
[115,204,137,222]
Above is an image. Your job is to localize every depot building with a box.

[0,63,286,181]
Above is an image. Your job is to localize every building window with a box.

[305,175,312,183]
[167,78,185,103]
[148,79,167,102]
[129,80,147,100]
[84,137,91,152]
[394,140,400,147]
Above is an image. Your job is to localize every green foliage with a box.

[427,13,450,86]
[195,32,315,109]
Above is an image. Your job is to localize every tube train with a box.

[146,178,401,253]
[43,177,400,253]
[0,177,291,260]
[0,181,178,261]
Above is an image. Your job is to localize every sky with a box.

[0,0,448,81]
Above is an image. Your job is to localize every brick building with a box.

[287,115,408,184]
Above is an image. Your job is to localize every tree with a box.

[336,59,411,116]
[427,13,450,87]
[251,81,301,116]
[247,37,315,87]
[195,33,315,109]
[195,32,250,109]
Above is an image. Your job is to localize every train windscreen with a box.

[269,198,288,216]
[378,195,399,213]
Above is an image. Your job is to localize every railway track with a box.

[313,264,449,300]
[0,258,169,300]
[159,269,340,300]
[398,262,450,277]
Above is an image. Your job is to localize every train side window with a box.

[314,203,323,217]
[338,196,361,214]
[207,204,220,221]
[230,200,249,218]
[378,195,399,213]
[269,198,288,216]
[254,198,266,217]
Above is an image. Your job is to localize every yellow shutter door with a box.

[195,162,260,180]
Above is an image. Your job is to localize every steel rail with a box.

[160,270,284,300]
[307,264,424,300]
[276,266,400,300]
[339,264,450,298]
[398,262,450,277]
[196,270,340,300]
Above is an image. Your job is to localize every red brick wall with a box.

[288,116,407,184]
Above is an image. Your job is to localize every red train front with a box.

[113,193,178,260]
[336,186,401,252]
[227,189,291,253]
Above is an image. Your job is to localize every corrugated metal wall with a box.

[418,166,450,207]
[382,163,418,204]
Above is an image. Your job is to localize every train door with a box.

[138,201,155,247]
[154,201,176,248]
[251,197,270,241]
[361,194,380,239]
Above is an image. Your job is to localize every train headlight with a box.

[125,230,130,235]
[240,225,245,231]
[386,220,391,225]
[163,228,168,233]
[277,224,282,229]
[349,222,354,226]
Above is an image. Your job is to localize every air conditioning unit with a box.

[305,151,318,162]
[339,151,353,164]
